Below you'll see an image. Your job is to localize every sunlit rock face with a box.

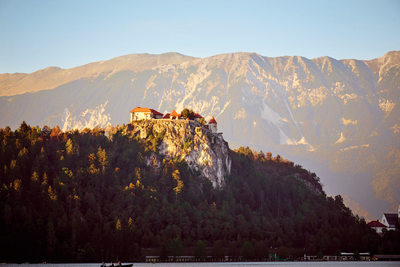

[0,51,399,217]
[127,119,231,188]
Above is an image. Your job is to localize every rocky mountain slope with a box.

[1,51,399,218]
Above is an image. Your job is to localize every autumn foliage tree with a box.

[180,108,195,119]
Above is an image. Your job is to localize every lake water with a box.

[3,263,400,267]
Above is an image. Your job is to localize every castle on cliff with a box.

[129,107,218,133]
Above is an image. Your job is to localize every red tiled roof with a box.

[209,117,217,124]
[130,107,163,116]
[163,113,170,119]
[194,113,203,118]
[171,110,180,116]
[130,107,150,113]
[150,109,163,116]
[367,220,387,228]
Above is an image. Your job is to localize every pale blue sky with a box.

[0,0,399,73]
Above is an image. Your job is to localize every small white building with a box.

[367,220,387,234]
[381,212,398,231]
[209,117,217,133]
[377,204,399,232]
[130,107,163,122]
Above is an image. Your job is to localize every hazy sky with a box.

[0,0,399,73]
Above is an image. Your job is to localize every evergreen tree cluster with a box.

[0,122,397,262]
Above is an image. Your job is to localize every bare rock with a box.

[129,120,231,188]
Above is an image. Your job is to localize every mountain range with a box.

[1,51,399,219]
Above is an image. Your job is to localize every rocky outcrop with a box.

[127,119,231,188]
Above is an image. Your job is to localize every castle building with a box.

[130,107,163,122]
[129,107,218,134]
[209,117,217,133]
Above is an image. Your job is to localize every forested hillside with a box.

[0,122,397,262]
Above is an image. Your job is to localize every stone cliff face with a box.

[127,119,231,188]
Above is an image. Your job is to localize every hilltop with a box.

[1,121,393,262]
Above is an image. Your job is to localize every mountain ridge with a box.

[0,52,196,96]
[1,50,399,218]
[2,51,399,96]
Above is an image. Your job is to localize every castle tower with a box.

[209,117,217,133]
[170,110,180,120]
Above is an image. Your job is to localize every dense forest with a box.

[0,122,399,262]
